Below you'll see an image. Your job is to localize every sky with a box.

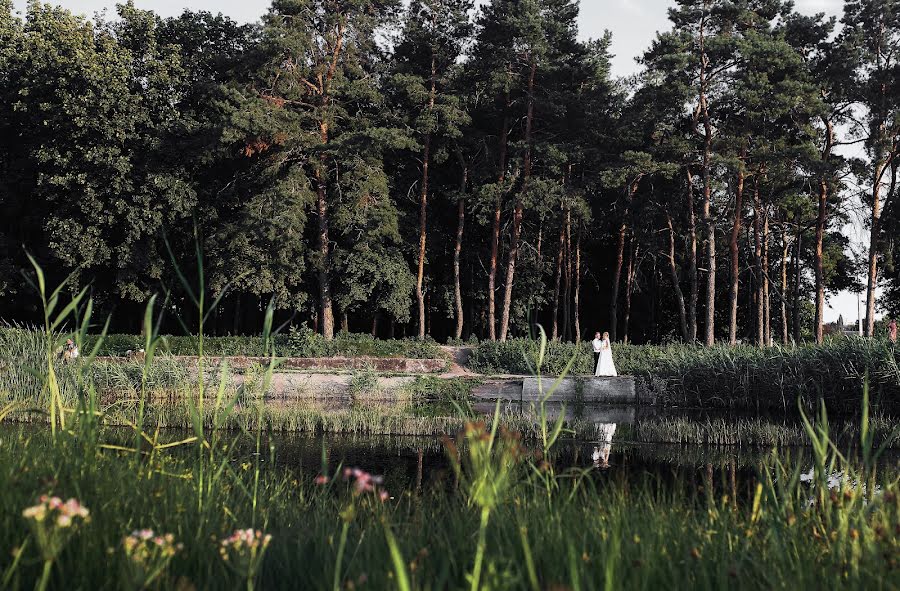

[12,0,876,324]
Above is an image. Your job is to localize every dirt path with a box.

[438,346,477,378]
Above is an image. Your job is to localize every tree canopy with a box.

[0,0,896,344]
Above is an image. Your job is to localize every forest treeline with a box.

[0,0,898,344]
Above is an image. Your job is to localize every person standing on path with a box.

[591,332,604,373]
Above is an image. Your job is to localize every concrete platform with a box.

[522,377,636,403]
[473,376,636,404]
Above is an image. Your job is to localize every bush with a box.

[77,327,441,359]
[284,326,439,359]
[469,337,900,414]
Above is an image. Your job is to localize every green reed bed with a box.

[470,338,900,413]
[624,415,900,449]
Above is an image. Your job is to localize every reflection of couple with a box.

[590,332,617,376]
[592,423,616,469]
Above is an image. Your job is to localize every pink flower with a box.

[314,475,329,485]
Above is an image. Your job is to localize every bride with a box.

[594,331,617,376]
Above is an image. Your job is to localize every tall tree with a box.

[242,0,401,339]
[391,0,473,338]
[842,0,900,336]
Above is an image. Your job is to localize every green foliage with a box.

[469,338,900,413]
[284,326,440,358]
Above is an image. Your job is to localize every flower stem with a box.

[470,507,491,591]
[333,519,350,591]
[36,560,52,591]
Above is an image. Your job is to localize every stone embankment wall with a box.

[99,355,448,374]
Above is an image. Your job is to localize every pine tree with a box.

[390,0,473,338]
[841,0,900,336]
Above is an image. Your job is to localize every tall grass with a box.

[0,259,897,589]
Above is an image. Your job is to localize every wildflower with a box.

[121,529,182,590]
[219,529,272,587]
[22,495,90,563]
[314,474,329,485]
[342,467,389,500]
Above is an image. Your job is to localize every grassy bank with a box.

[470,338,900,413]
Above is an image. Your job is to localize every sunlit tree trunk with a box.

[563,208,572,341]
[781,234,790,345]
[487,89,511,341]
[763,211,772,346]
[685,168,699,342]
[753,178,764,347]
[551,223,564,341]
[728,161,746,346]
[665,212,690,341]
[697,17,716,346]
[814,118,834,344]
[865,152,898,336]
[574,229,582,343]
[500,59,536,341]
[453,155,468,340]
[623,239,636,345]
[415,56,437,339]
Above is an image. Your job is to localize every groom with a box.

[591,332,603,371]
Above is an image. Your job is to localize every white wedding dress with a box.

[594,338,617,376]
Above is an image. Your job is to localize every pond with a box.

[179,399,900,495]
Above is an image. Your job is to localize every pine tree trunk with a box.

[685,168,699,342]
[416,133,431,339]
[416,57,437,339]
[623,239,636,345]
[753,179,764,347]
[499,59,536,342]
[666,212,690,341]
[698,18,716,347]
[610,219,627,343]
[453,159,468,341]
[792,225,802,343]
[611,179,639,342]
[316,165,335,340]
[865,158,889,336]
[312,22,345,341]
[574,228,582,343]
[563,208,572,341]
[814,118,834,344]
[487,96,510,341]
[551,224,564,341]
[728,163,746,346]
[781,234,790,345]
[763,211,771,346]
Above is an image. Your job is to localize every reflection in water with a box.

[592,423,617,469]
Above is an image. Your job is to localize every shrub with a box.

[77,327,442,359]
[469,337,900,414]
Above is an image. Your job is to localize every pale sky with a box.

[12,0,847,78]
[14,0,876,324]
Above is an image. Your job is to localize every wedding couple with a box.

[590,331,617,376]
